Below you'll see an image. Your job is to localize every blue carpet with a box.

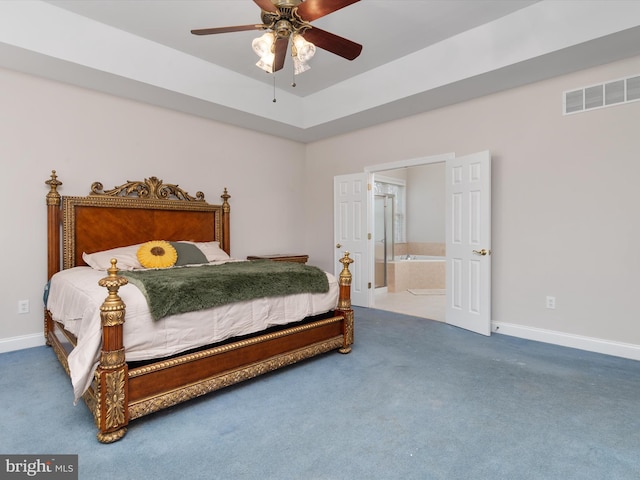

[1,307,639,479]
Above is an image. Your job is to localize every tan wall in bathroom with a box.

[394,243,446,257]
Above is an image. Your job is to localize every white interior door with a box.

[334,173,371,307]
[446,151,492,335]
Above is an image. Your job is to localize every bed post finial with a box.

[95,259,130,443]
[337,252,354,354]
[221,187,230,212]
[45,170,62,206]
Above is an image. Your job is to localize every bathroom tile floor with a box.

[373,289,445,322]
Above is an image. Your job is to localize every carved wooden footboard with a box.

[45,171,354,443]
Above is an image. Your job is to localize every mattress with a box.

[47,262,339,401]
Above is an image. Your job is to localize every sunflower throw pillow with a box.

[137,240,178,269]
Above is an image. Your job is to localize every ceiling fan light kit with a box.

[252,32,277,73]
[191,0,362,77]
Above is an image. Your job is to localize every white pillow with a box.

[187,241,230,262]
[82,244,143,271]
[82,241,229,270]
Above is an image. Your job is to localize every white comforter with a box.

[47,262,339,402]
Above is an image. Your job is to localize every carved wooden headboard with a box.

[46,171,230,276]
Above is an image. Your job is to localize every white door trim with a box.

[364,153,456,173]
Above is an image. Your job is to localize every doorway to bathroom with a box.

[372,165,446,321]
[334,150,492,335]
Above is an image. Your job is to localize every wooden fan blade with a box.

[296,0,360,22]
[191,25,263,35]
[302,27,362,60]
[273,36,289,72]
[254,0,278,13]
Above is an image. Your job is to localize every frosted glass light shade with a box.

[292,33,316,62]
[252,32,276,73]
[293,57,310,75]
[252,32,275,57]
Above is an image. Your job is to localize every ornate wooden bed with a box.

[44,171,354,443]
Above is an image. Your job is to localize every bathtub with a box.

[388,255,445,292]
[394,255,444,261]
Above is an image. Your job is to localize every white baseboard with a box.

[3,324,638,362]
[0,333,46,354]
[492,321,640,361]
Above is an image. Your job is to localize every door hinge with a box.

[368,233,372,240]
[368,282,372,289]
[368,183,372,191]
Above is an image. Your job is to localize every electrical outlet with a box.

[546,296,556,309]
[18,300,30,314]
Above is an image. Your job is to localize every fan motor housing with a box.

[275,0,304,7]
[261,2,308,37]
[274,19,293,38]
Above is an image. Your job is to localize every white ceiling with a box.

[2,1,640,142]
[44,0,542,97]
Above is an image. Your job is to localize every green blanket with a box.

[122,260,329,321]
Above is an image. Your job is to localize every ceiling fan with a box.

[191,0,362,75]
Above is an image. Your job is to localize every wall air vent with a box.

[563,74,640,115]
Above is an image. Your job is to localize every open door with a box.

[334,173,371,307]
[446,151,492,335]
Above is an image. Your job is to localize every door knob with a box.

[472,249,491,256]
[336,243,342,249]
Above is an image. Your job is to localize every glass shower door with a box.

[374,194,395,288]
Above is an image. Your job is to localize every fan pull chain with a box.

[272,74,277,103]
[292,67,296,88]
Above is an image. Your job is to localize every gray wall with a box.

[2,54,640,360]
[406,163,446,244]
[304,55,640,352]
[0,67,305,347]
